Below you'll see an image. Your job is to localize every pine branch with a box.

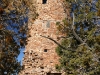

[61,5,86,44]
[71,13,85,43]
[40,35,76,52]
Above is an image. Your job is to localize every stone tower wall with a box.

[19,0,68,75]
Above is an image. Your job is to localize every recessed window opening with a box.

[30,64,32,66]
[42,0,47,4]
[25,73,29,74]
[46,20,50,28]
[50,61,53,63]
[35,55,38,56]
[40,66,44,69]
[44,49,48,52]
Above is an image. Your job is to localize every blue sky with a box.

[17,48,25,65]
[4,12,28,65]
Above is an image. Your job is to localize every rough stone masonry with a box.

[19,0,69,75]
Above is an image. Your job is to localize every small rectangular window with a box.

[42,0,47,4]
[44,49,48,52]
[46,20,50,28]
[40,66,44,69]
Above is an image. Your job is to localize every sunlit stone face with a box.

[19,0,68,75]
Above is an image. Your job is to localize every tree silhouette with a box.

[55,0,100,75]
[0,0,37,75]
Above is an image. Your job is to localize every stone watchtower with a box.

[19,0,68,75]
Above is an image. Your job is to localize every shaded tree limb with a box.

[40,35,76,52]
[60,4,86,44]
[71,13,86,43]
[61,1,84,43]
[71,13,92,50]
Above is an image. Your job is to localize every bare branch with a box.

[71,13,93,51]
[40,35,76,52]
[72,13,85,43]
[57,7,86,44]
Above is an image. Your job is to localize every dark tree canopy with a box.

[55,0,100,75]
[0,0,37,75]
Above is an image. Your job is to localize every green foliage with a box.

[0,30,22,75]
[0,0,37,75]
[56,0,100,75]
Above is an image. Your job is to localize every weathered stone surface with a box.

[19,0,68,75]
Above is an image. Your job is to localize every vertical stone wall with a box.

[19,0,68,75]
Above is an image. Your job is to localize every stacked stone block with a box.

[19,0,68,75]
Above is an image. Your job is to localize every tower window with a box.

[42,0,47,4]
[46,20,50,28]
[44,49,48,52]
[40,66,44,69]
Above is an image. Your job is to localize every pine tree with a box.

[56,0,100,75]
[0,0,37,75]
